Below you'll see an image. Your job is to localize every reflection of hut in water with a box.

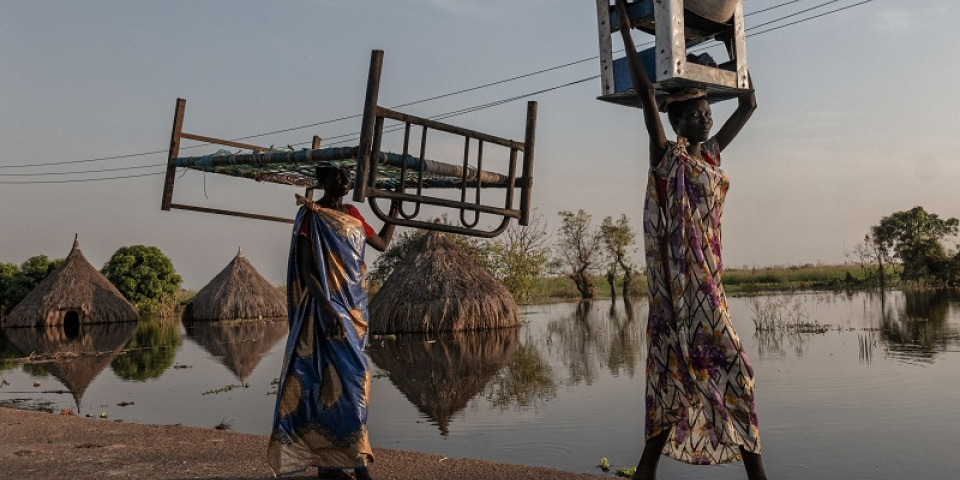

[184,319,287,381]
[367,328,518,435]
[183,249,286,321]
[3,322,137,410]
[369,231,518,333]
[4,236,138,328]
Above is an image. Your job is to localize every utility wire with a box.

[0,171,163,185]
[2,0,878,183]
[1,0,815,172]
[0,164,164,177]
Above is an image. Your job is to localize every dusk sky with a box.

[3,0,958,289]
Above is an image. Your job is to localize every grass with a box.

[530,263,902,303]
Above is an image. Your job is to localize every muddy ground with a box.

[0,407,606,480]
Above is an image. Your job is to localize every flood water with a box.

[2,290,959,479]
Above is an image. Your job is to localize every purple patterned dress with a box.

[642,137,761,465]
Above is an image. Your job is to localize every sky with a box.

[2,0,959,289]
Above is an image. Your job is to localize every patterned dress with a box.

[268,198,374,475]
[643,137,761,465]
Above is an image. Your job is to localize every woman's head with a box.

[315,166,351,197]
[666,97,712,143]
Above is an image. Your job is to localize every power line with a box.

[2,0,878,183]
[748,0,876,36]
[0,164,164,177]
[0,0,825,172]
[0,171,163,185]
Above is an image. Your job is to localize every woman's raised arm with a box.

[713,75,757,152]
[615,0,667,164]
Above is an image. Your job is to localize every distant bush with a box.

[0,256,64,314]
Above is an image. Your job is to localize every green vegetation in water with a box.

[202,383,248,395]
[595,457,636,478]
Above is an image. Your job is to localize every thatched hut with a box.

[4,322,137,411]
[185,319,287,382]
[183,249,286,321]
[367,328,519,435]
[369,231,518,333]
[4,236,138,328]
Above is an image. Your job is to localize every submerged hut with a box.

[369,231,519,333]
[4,236,138,328]
[366,328,519,435]
[4,322,137,411]
[183,249,286,321]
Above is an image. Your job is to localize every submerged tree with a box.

[869,206,959,284]
[599,214,638,299]
[488,213,550,303]
[554,210,601,300]
[102,245,181,314]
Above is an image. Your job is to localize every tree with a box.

[849,233,894,285]
[554,210,601,300]
[0,262,18,318]
[102,245,182,314]
[599,215,638,299]
[1,256,63,314]
[488,213,550,303]
[870,206,959,284]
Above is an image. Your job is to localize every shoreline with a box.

[0,407,605,480]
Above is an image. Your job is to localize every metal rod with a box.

[367,189,521,219]
[161,98,186,211]
[353,49,384,203]
[169,203,293,224]
[377,107,525,150]
[504,148,518,212]
[369,197,511,238]
[519,101,538,225]
[180,133,267,152]
[368,114,385,190]
[305,135,321,200]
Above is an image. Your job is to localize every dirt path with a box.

[0,407,605,480]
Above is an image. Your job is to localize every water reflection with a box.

[3,322,137,409]
[183,318,287,382]
[878,289,960,363]
[111,316,182,381]
[544,300,645,385]
[0,331,25,372]
[484,335,557,410]
[367,328,519,435]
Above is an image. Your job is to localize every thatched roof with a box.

[367,328,519,435]
[184,319,287,381]
[369,231,518,333]
[183,249,286,321]
[4,236,138,327]
[3,322,137,410]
